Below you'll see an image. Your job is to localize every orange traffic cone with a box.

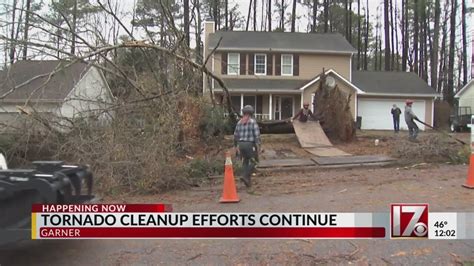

[220,151,240,203]
[463,154,474,189]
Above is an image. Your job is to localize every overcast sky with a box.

[0,0,472,75]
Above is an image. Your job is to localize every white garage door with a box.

[357,98,426,130]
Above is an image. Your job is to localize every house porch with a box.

[216,93,302,121]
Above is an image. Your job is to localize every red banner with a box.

[38,227,385,238]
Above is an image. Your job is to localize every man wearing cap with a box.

[234,105,261,188]
[404,100,419,141]
[291,103,313,123]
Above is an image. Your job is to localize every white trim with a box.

[269,94,273,120]
[349,56,352,82]
[300,91,304,108]
[454,79,474,98]
[240,93,244,113]
[361,93,439,97]
[298,68,365,94]
[281,54,293,76]
[431,98,434,127]
[213,89,302,94]
[210,47,355,55]
[227,53,240,75]
[254,53,267,75]
[354,93,358,121]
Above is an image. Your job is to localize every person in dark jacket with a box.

[404,100,419,141]
[291,103,313,123]
[391,104,402,133]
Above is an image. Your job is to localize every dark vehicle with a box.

[449,106,472,132]
[0,157,94,245]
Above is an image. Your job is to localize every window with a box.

[227,53,240,75]
[254,54,266,75]
[281,54,293,76]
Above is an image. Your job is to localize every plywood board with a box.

[258,159,316,168]
[312,155,395,165]
[305,147,351,157]
[292,120,333,148]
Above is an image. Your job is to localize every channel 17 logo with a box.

[391,204,429,238]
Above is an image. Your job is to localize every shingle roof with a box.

[208,31,356,54]
[215,78,310,91]
[352,71,438,96]
[0,60,91,102]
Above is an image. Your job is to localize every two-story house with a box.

[203,21,438,131]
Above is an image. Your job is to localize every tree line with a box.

[2,0,472,105]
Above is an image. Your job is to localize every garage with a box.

[357,98,426,130]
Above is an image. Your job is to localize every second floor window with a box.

[255,54,267,75]
[281,54,293,76]
[227,53,240,75]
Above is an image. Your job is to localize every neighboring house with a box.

[454,79,474,110]
[0,60,114,129]
[202,21,439,130]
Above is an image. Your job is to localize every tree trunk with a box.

[419,0,425,80]
[357,0,361,70]
[195,0,202,63]
[184,0,190,43]
[268,0,272,31]
[438,8,448,93]
[349,0,353,43]
[413,0,419,74]
[291,0,297,32]
[446,0,457,105]
[213,0,219,29]
[394,1,399,70]
[364,0,369,70]
[422,2,429,82]
[375,20,379,71]
[323,0,329,33]
[9,0,18,64]
[431,0,440,90]
[254,0,257,31]
[401,0,408,71]
[345,0,348,38]
[71,0,78,55]
[281,0,285,31]
[384,0,390,70]
[312,0,317,32]
[461,0,467,86]
[390,0,395,70]
[224,0,228,30]
[246,0,252,31]
[22,0,32,60]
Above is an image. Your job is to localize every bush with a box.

[198,105,233,141]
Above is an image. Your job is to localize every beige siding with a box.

[299,54,351,80]
[458,83,474,109]
[212,52,351,81]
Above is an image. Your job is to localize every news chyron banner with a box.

[31,203,474,239]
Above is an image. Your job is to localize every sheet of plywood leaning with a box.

[292,120,351,157]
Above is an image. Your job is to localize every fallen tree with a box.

[312,69,356,142]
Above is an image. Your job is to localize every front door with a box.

[281,97,293,119]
